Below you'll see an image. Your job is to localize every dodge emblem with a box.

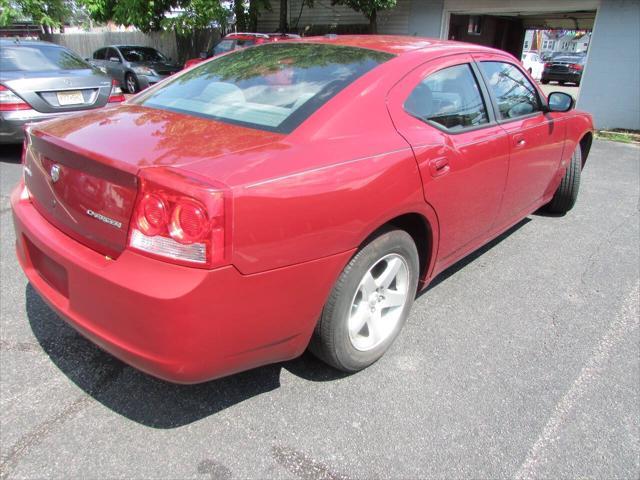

[50,164,61,183]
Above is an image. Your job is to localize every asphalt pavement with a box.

[1,139,639,479]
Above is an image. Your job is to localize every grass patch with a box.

[596,129,640,144]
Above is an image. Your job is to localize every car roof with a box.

[290,34,503,55]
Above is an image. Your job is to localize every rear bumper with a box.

[11,181,351,383]
[541,72,582,83]
[1,109,82,144]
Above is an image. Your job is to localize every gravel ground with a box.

[1,139,639,479]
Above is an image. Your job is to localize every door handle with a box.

[428,157,450,177]
[514,135,527,148]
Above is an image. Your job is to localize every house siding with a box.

[257,0,412,34]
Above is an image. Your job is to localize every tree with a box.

[330,0,396,33]
[248,0,271,32]
[79,0,183,32]
[0,0,71,33]
[278,0,286,32]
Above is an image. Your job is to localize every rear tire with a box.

[125,73,138,94]
[309,229,419,372]
[541,79,549,84]
[545,146,582,214]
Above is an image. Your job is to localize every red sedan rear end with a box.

[11,36,593,383]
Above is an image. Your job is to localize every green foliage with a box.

[79,0,189,32]
[330,0,396,32]
[0,0,71,29]
[163,0,231,34]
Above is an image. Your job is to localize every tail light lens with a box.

[570,63,583,71]
[108,79,125,103]
[0,84,31,111]
[128,168,229,268]
[544,62,551,69]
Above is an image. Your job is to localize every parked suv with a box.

[183,33,300,69]
[90,45,181,94]
[0,39,124,144]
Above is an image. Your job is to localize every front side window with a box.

[0,45,90,71]
[119,47,166,62]
[479,61,541,120]
[137,43,393,133]
[404,63,489,131]
[93,48,106,60]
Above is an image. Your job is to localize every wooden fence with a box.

[42,29,220,64]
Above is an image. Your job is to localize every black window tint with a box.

[137,43,393,133]
[93,48,106,60]
[106,48,120,61]
[404,64,489,131]
[119,46,166,62]
[479,61,541,119]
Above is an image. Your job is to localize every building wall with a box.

[577,0,640,129]
[407,0,444,37]
[257,0,412,34]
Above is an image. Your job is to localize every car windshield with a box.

[0,45,90,71]
[119,47,167,62]
[137,43,394,133]
[212,39,255,56]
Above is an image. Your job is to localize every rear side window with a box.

[479,61,541,119]
[137,43,393,133]
[0,45,90,71]
[404,64,489,131]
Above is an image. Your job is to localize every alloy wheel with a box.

[348,253,410,351]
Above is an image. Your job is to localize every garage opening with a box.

[447,11,596,100]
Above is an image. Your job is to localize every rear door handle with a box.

[429,157,450,177]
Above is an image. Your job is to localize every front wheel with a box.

[125,73,138,94]
[309,229,419,372]
[545,145,582,214]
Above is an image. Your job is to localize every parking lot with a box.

[1,139,638,479]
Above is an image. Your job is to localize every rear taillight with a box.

[108,79,125,103]
[128,168,229,268]
[544,62,551,69]
[570,63,583,71]
[0,84,31,111]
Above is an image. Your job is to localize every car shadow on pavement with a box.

[25,284,347,429]
[419,218,531,296]
[25,218,530,428]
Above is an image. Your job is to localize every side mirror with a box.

[198,51,207,59]
[547,92,575,112]
[109,56,121,63]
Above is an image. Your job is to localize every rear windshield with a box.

[136,43,393,133]
[0,45,90,71]
[119,46,167,62]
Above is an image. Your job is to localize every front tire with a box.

[125,73,138,94]
[309,229,419,372]
[545,145,582,214]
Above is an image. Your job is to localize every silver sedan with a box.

[0,39,122,144]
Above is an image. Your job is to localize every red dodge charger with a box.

[11,36,594,383]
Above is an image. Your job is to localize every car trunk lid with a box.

[23,105,284,258]
[1,69,111,113]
